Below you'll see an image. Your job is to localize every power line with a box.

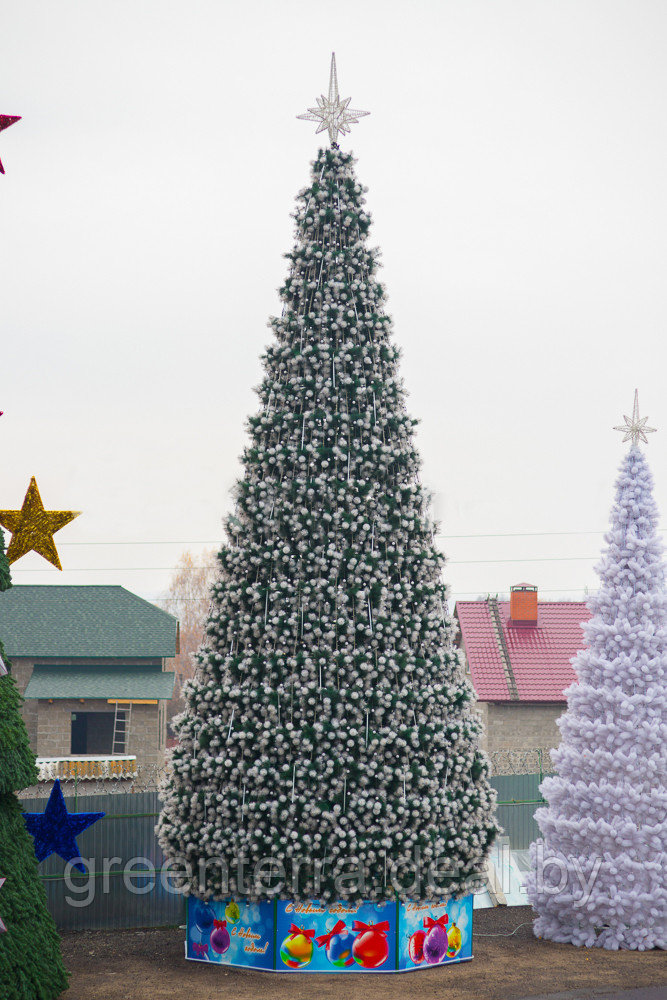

[54,528,628,546]
[449,556,599,565]
[56,541,224,547]
[147,587,594,602]
[441,530,611,539]
[10,555,603,573]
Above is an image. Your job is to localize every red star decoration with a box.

[0,115,21,174]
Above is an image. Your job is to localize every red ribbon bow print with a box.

[213,919,227,930]
[351,920,390,934]
[289,923,316,939]
[192,942,208,957]
[423,914,449,931]
[315,919,347,948]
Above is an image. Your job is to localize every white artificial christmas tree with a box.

[528,392,666,950]
[158,56,497,906]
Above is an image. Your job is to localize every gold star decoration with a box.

[0,477,81,570]
[613,389,657,446]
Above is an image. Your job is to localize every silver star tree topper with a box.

[614,389,657,445]
[297,52,369,145]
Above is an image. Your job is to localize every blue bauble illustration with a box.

[193,901,215,934]
[326,927,354,968]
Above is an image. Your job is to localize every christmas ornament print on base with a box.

[280,925,315,968]
[210,919,231,955]
[351,919,390,968]
[408,928,425,964]
[422,914,449,964]
[401,899,471,970]
[186,895,473,973]
[187,897,274,971]
[316,920,355,967]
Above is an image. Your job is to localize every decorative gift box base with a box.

[186,894,473,973]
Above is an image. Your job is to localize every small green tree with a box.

[0,527,68,999]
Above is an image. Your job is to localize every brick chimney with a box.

[509,583,538,625]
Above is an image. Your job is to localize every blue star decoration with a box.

[23,780,104,872]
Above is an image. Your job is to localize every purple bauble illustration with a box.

[423,922,448,965]
[210,920,231,955]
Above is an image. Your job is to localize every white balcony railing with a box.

[36,755,138,781]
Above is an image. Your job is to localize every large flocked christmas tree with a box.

[158,56,497,904]
[528,393,666,950]
[0,526,69,998]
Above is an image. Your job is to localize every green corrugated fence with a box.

[25,775,548,930]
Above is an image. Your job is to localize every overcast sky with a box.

[2,0,666,609]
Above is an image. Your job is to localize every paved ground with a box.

[516,990,666,1000]
[60,907,666,1000]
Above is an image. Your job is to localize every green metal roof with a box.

[0,586,178,658]
[24,665,175,700]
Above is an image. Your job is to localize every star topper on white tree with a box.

[297,52,369,145]
[613,389,657,446]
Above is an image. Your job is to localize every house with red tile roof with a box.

[454,584,591,754]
